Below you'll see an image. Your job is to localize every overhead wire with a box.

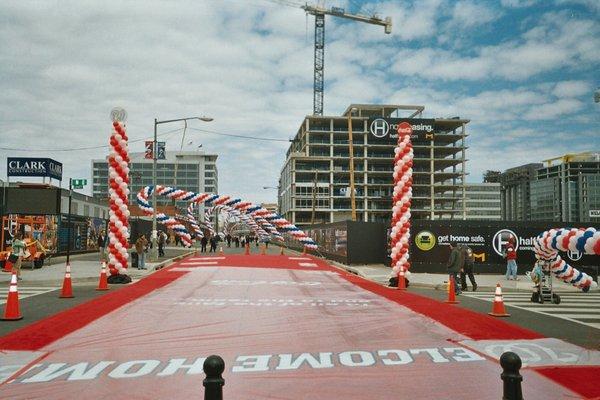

[0,124,292,152]
[0,126,187,152]
[187,127,291,142]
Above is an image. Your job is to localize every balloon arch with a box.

[136,185,317,250]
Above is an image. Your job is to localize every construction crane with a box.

[268,1,392,115]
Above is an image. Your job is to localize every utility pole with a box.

[348,108,357,221]
[311,170,318,226]
[66,178,72,264]
[151,118,158,261]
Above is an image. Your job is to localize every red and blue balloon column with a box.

[107,108,130,276]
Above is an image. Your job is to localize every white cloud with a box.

[524,98,585,120]
[500,0,539,8]
[552,80,591,98]
[451,1,499,29]
[556,0,600,12]
[0,1,598,202]
[391,11,600,81]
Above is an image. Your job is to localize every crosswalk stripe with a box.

[462,291,600,330]
[0,287,59,305]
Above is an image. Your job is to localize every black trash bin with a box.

[131,252,139,269]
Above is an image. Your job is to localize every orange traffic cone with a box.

[3,259,12,273]
[59,263,74,298]
[219,246,224,255]
[280,246,284,256]
[445,275,459,304]
[245,243,250,255]
[1,273,22,321]
[397,267,407,290]
[488,283,510,317]
[96,262,109,291]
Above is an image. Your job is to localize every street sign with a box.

[145,141,154,159]
[72,179,87,189]
[145,141,166,159]
[157,142,166,160]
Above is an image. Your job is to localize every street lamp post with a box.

[263,186,281,215]
[151,116,213,261]
[348,107,358,221]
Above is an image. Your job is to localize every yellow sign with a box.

[415,231,436,251]
[473,252,486,262]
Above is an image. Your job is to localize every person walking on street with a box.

[459,244,477,291]
[209,236,217,252]
[135,235,148,270]
[200,235,208,253]
[446,242,463,295]
[226,234,232,248]
[10,233,27,281]
[97,230,107,262]
[11,232,27,281]
[505,244,519,280]
[158,231,166,257]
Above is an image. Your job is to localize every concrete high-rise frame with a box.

[278,104,469,226]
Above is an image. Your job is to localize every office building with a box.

[530,152,600,222]
[499,163,541,221]
[278,104,469,226]
[463,183,501,220]
[91,151,218,209]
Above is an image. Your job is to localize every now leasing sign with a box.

[7,157,63,180]
[368,118,435,143]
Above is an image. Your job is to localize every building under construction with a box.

[278,104,469,226]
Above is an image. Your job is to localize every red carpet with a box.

[0,268,187,351]
[0,253,596,399]
[534,366,600,399]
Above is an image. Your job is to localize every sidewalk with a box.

[0,246,194,286]
[328,262,587,293]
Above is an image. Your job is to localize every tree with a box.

[483,170,501,183]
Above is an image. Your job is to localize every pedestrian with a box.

[158,231,166,257]
[201,235,208,253]
[459,244,477,292]
[504,243,518,280]
[97,230,107,262]
[10,232,27,281]
[446,242,463,295]
[234,236,239,248]
[135,234,148,270]
[226,234,232,248]
[209,236,217,252]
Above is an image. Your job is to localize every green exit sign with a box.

[72,179,87,189]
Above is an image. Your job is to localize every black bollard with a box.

[203,355,225,400]
[500,351,523,400]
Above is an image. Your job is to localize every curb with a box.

[3,251,194,287]
[321,261,580,293]
[152,251,194,270]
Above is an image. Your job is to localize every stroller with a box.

[528,260,561,304]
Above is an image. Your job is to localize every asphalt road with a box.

[0,247,191,337]
[408,286,599,349]
[2,245,597,351]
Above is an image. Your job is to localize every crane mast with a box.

[302,4,392,115]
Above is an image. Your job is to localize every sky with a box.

[0,0,599,204]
